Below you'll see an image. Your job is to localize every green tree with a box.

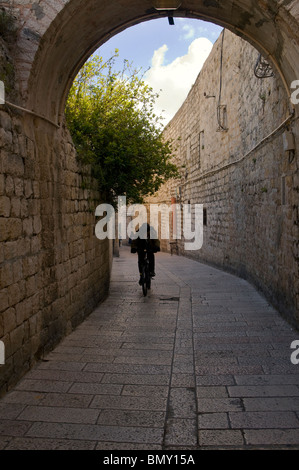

[65,52,178,205]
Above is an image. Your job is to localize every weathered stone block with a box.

[26,138,35,160]
[7,280,25,307]
[18,135,27,158]
[0,174,4,196]
[4,240,22,260]
[0,128,12,149]
[30,235,41,254]
[9,323,25,353]
[24,180,33,198]
[2,153,24,177]
[0,288,8,313]
[0,218,22,241]
[15,298,30,326]
[10,197,21,217]
[23,217,33,237]
[12,259,23,283]
[22,255,39,278]
[2,307,16,335]
[14,178,24,197]
[0,196,11,217]
[0,111,12,131]
[32,181,40,198]
[5,175,14,196]
[20,198,28,218]
[33,215,42,234]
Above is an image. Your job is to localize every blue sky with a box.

[96,18,223,125]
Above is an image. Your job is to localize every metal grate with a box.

[254,54,274,78]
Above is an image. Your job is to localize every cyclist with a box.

[130,223,160,285]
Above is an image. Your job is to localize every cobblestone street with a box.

[0,246,299,450]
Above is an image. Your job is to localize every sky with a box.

[95,18,223,126]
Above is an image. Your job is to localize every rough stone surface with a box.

[148,30,299,329]
[0,34,112,395]
[0,247,298,450]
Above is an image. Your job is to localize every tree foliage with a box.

[65,52,178,205]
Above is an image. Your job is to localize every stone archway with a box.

[11,0,299,124]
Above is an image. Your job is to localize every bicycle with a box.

[140,247,152,296]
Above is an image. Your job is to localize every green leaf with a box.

[65,50,179,205]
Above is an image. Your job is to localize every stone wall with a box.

[149,30,299,328]
[0,36,112,395]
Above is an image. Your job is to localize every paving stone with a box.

[164,418,198,447]
[37,361,86,371]
[90,394,168,411]
[173,363,195,374]
[196,375,235,386]
[15,380,72,393]
[26,422,164,444]
[121,342,173,350]
[262,365,299,375]
[95,441,162,450]
[198,412,229,429]
[196,365,264,375]
[4,437,96,450]
[25,369,104,383]
[197,398,244,413]
[0,437,12,450]
[234,374,299,386]
[0,403,25,420]
[1,247,299,450]
[198,429,244,447]
[114,355,173,366]
[229,411,299,429]
[171,374,195,387]
[243,397,299,412]
[228,385,299,397]
[39,393,93,408]
[196,386,228,398]
[101,373,169,385]
[122,384,169,398]
[168,388,197,418]
[84,363,171,375]
[97,410,165,427]
[68,383,122,395]
[244,429,299,446]
[17,406,100,424]
[0,391,46,405]
[0,420,32,437]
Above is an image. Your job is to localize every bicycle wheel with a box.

[146,265,151,290]
[141,265,147,296]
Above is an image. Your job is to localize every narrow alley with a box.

[0,247,298,450]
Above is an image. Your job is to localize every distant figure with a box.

[130,223,160,284]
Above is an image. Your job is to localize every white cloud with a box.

[144,37,213,126]
[151,44,168,68]
[181,24,196,40]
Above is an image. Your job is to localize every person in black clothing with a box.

[130,223,160,284]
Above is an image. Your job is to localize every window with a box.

[203,207,207,226]
[217,105,228,131]
[199,130,204,165]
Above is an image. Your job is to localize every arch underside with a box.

[22,0,299,124]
